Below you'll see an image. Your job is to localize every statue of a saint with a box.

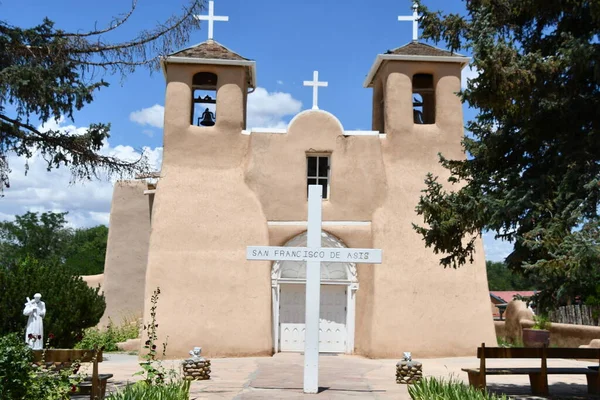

[23,293,46,349]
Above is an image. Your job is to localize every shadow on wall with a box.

[82,274,104,295]
[497,300,600,348]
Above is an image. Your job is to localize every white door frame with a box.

[272,279,358,354]
[270,231,359,354]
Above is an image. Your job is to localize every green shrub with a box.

[532,314,551,330]
[0,333,80,400]
[106,380,191,400]
[0,258,106,348]
[0,333,33,399]
[408,377,509,400]
[75,317,140,352]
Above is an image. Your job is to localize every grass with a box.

[106,380,191,400]
[408,377,509,400]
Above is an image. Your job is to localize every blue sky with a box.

[0,0,512,261]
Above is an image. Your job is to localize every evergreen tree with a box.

[0,0,203,193]
[413,1,600,309]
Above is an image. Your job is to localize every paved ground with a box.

[99,353,600,399]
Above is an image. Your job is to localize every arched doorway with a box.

[271,231,358,353]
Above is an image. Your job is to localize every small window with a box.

[307,155,330,199]
[413,73,435,124]
[192,72,217,127]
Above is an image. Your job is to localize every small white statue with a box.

[23,293,46,350]
[189,347,205,361]
[403,352,412,362]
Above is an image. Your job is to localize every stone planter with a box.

[522,328,550,348]
[182,359,211,380]
[396,360,422,384]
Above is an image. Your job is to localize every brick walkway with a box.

[99,352,600,399]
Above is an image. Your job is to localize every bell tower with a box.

[364,42,469,141]
[356,6,496,357]
[143,1,273,358]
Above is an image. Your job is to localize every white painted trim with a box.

[363,53,471,88]
[143,190,156,195]
[241,130,251,135]
[379,133,387,139]
[272,285,280,354]
[267,221,371,227]
[277,279,353,285]
[251,128,287,134]
[164,56,256,67]
[344,130,380,136]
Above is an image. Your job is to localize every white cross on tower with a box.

[247,185,383,394]
[194,0,229,41]
[398,2,420,42]
[303,71,328,110]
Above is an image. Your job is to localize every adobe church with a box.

[98,2,495,358]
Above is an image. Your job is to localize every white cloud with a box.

[129,104,165,129]
[482,230,513,262]
[130,88,302,131]
[277,80,284,85]
[247,87,302,129]
[462,65,480,89]
[1,119,162,228]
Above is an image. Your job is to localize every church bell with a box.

[198,108,216,127]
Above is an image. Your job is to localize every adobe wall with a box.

[365,61,496,357]
[247,110,386,355]
[505,300,600,347]
[81,274,104,295]
[101,181,151,326]
[147,58,496,358]
[144,63,272,358]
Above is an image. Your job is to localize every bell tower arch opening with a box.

[192,72,218,127]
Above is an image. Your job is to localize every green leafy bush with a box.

[532,315,551,330]
[408,377,509,400]
[0,333,32,399]
[0,258,106,348]
[0,333,80,400]
[76,317,140,352]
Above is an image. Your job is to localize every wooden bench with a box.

[462,343,600,396]
[32,348,113,400]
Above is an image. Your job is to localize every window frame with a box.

[306,153,331,200]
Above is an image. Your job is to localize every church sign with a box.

[247,246,381,263]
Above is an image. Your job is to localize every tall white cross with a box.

[303,71,328,110]
[195,0,229,41]
[247,185,383,394]
[398,2,420,42]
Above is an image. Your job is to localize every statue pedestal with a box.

[396,360,422,384]
[182,359,211,380]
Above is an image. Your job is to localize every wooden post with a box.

[530,345,549,395]
[91,348,100,400]
[478,343,486,390]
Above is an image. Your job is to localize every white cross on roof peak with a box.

[398,2,420,42]
[303,71,328,110]
[194,1,229,41]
